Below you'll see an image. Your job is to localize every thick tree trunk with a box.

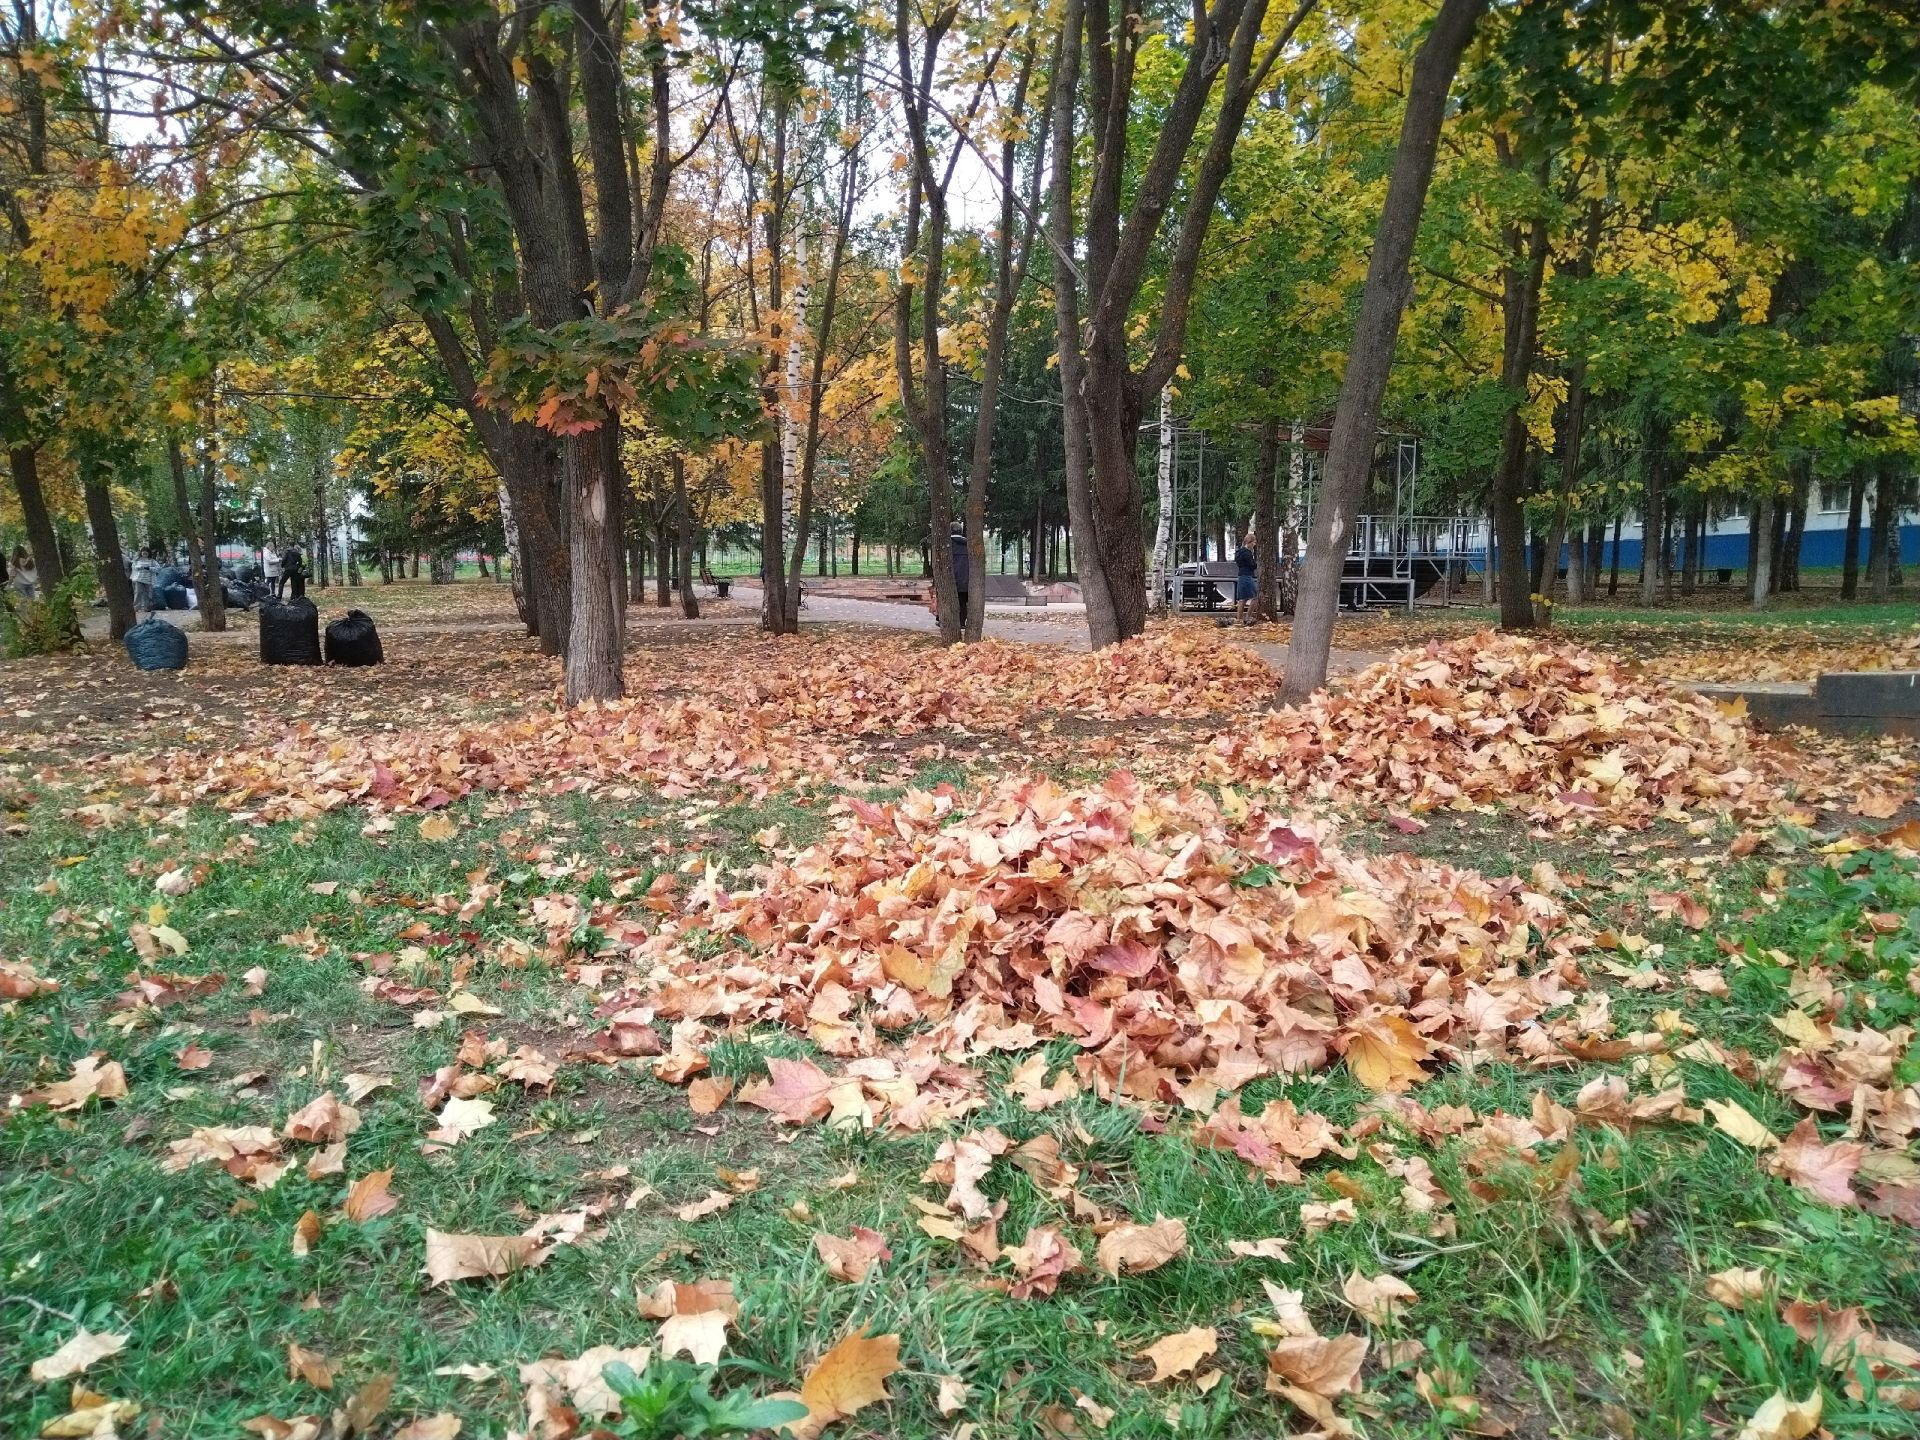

[1254,416,1281,621]
[1283,0,1488,701]
[563,434,625,702]
[1841,468,1867,599]
[81,458,135,641]
[1492,207,1549,631]
[655,508,672,607]
[8,443,64,590]
[1867,464,1896,602]
[1781,461,1808,591]
[1750,486,1775,610]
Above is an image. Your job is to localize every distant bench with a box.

[984,575,1047,606]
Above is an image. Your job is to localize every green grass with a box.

[1430,599,1914,632]
[4,773,1917,1438]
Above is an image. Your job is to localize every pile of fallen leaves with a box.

[1202,632,1833,827]
[1631,625,1917,684]
[636,772,1575,1107]
[123,630,1275,821]
[720,628,1275,735]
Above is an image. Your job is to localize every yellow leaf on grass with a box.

[1341,1270,1418,1325]
[1343,1013,1431,1092]
[1704,1098,1778,1150]
[422,1228,542,1286]
[1137,1326,1217,1383]
[29,1329,129,1382]
[1735,1389,1821,1440]
[1095,1216,1188,1277]
[419,814,457,843]
[788,1329,901,1439]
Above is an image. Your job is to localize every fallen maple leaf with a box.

[423,1228,543,1285]
[1735,1389,1821,1440]
[737,1056,836,1124]
[1704,1098,1778,1150]
[789,1330,900,1439]
[1341,1270,1419,1326]
[428,1095,495,1144]
[1266,1333,1369,1397]
[1766,1117,1865,1207]
[343,1170,399,1222]
[675,1188,735,1222]
[519,1345,654,1421]
[1705,1268,1769,1308]
[1341,1013,1431,1092]
[284,1092,360,1144]
[815,1227,892,1283]
[176,1042,214,1071]
[1095,1216,1188,1277]
[1227,1237,1292,1261]
[29,1329,129,1382]
[1137,1326,1217,1383]
[30,1055,128,1112]
[390,1417,461,1440]
[419,814,457,842]
[291,1209,322,1257]
[936,1376,969,1417]
[287,1342,336,1390]
[1005,1224,1083,1299]
[687,1075,734,1114]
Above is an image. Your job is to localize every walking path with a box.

[733,585,1388,678]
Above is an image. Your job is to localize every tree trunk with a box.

[1679,500,1699,596]
[167,435,205,605]
[81,457,135,641]
[564,433,625,701]
[1867,464,1896,602]
[1608,513,1622,596]
[1841,467,1867,599]
[1254,416,1281,621]
[1750,485,1775,610]
[1638,448,1664,607]
[674,458,699,619]
[8,443,64,590]
[1282,0,1488,700]
[655,509,672,607]
[197,440,228,632]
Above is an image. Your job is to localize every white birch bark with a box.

[1152,385,1173,610]
[782,231,810,527]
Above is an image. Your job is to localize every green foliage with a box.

[602,1356,808,1439]
[0,563,92,657]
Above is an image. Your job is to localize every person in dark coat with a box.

[949,522,970,628]
[1233,533,1258,625]
[283,545,307,599]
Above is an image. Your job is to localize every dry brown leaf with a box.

[1766,1118,1865,1207]
[32,1055,128,1112]
[29,1330,129,1382]
[1266,1333,1369,1397]
[343,1170,399,1222]
[1341,1270,1419,1326]
[290,1209,322,1258]
[1137,1327,1217,1383]
[419,814,457,842]
[390,1417,461,1440]
[422,1228,543,1286]
[1705,1267,1769,1307]
[1095,1216,1188,1278]
[1227,1237,1292,1261]
[788,1329,901,1439]
[518,1345,653,1420]
[1735,1389,1821,1440]
[1704,1098,1778,1150]
[675,1188,735,1222]
[688,1075,734,1114]
[815,1227,892,1283]
[935,1376,970,1417]
[287,1342,336,1390]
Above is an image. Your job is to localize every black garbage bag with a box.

[259,596,322,666]
[125,617,189,671]
[324,609,384,667]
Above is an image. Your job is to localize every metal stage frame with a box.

[1157,419,1486,612]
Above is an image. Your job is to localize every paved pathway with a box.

[734,585,1387,677]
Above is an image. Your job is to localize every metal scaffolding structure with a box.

[1157,417,1487,612]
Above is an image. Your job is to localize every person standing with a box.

[262,545,284,598]
[9,545,36,602]
[131,546,158,611]
[1233,533,1258,626]
[949,521,970,629]
[283,544,307,599]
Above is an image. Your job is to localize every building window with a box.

[1816,479,1851,514]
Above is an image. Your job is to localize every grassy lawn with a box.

[4,617,1917,1440]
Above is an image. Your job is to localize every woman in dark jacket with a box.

[282,545,307,599]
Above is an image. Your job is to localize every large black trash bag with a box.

[324,609,384,666]
[125,617,188,671]
[259,596,322,666]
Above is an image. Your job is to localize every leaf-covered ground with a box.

[4,584,1918,1440]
